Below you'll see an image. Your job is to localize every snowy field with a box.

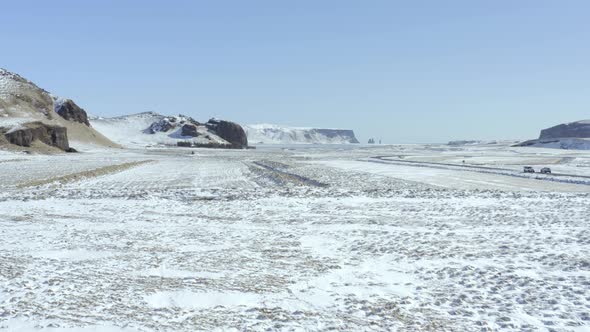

[0,143,589,331]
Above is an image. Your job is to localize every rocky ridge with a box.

[515,119,590,150]
[90,112,249,149]
[244,124,359,144]
[539,120,590,139]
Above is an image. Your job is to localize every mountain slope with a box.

[515,137,590,150]
[0,68,119,151]
[244,124,359,144]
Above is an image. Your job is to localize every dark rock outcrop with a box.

[2,122,69,150]
[180,115,201,127]
[146,118,175,134]
[539,121,590,139]
[55,99,90,126]
[206,119,248,148]
[145,115,201,134]
[181,124,199,137]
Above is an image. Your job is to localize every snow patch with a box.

[144,291,263,309]
[32,249,115,261]
[139,266,225,279]
[0,318,141,331]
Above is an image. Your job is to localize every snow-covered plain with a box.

[0,143,589,331]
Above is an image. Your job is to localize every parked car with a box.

[523,166,535,173]
[540,167,552,174]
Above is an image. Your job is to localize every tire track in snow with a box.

[16,160,154,188]
[250,161,329,188]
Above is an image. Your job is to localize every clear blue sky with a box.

[2,0,589,143]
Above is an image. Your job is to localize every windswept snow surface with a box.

[89,112,168,147]
[0,143,589,331]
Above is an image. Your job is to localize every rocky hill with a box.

[514,120,590,150]
[244,124,359,144]
[539,120,590,139]
[515,137,590,150]
[90,112,248,149]
[0,68,119,152]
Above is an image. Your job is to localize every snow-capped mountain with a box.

[244,124,359,144]
[90,112,248,149]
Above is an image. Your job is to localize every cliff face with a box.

[205,119,248,148]
[244,124,360,144]
[313,129,360,143]
[54,99,90,126]
[513,119,590,150]
[539,120,590,139]
[2,121,69,150]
